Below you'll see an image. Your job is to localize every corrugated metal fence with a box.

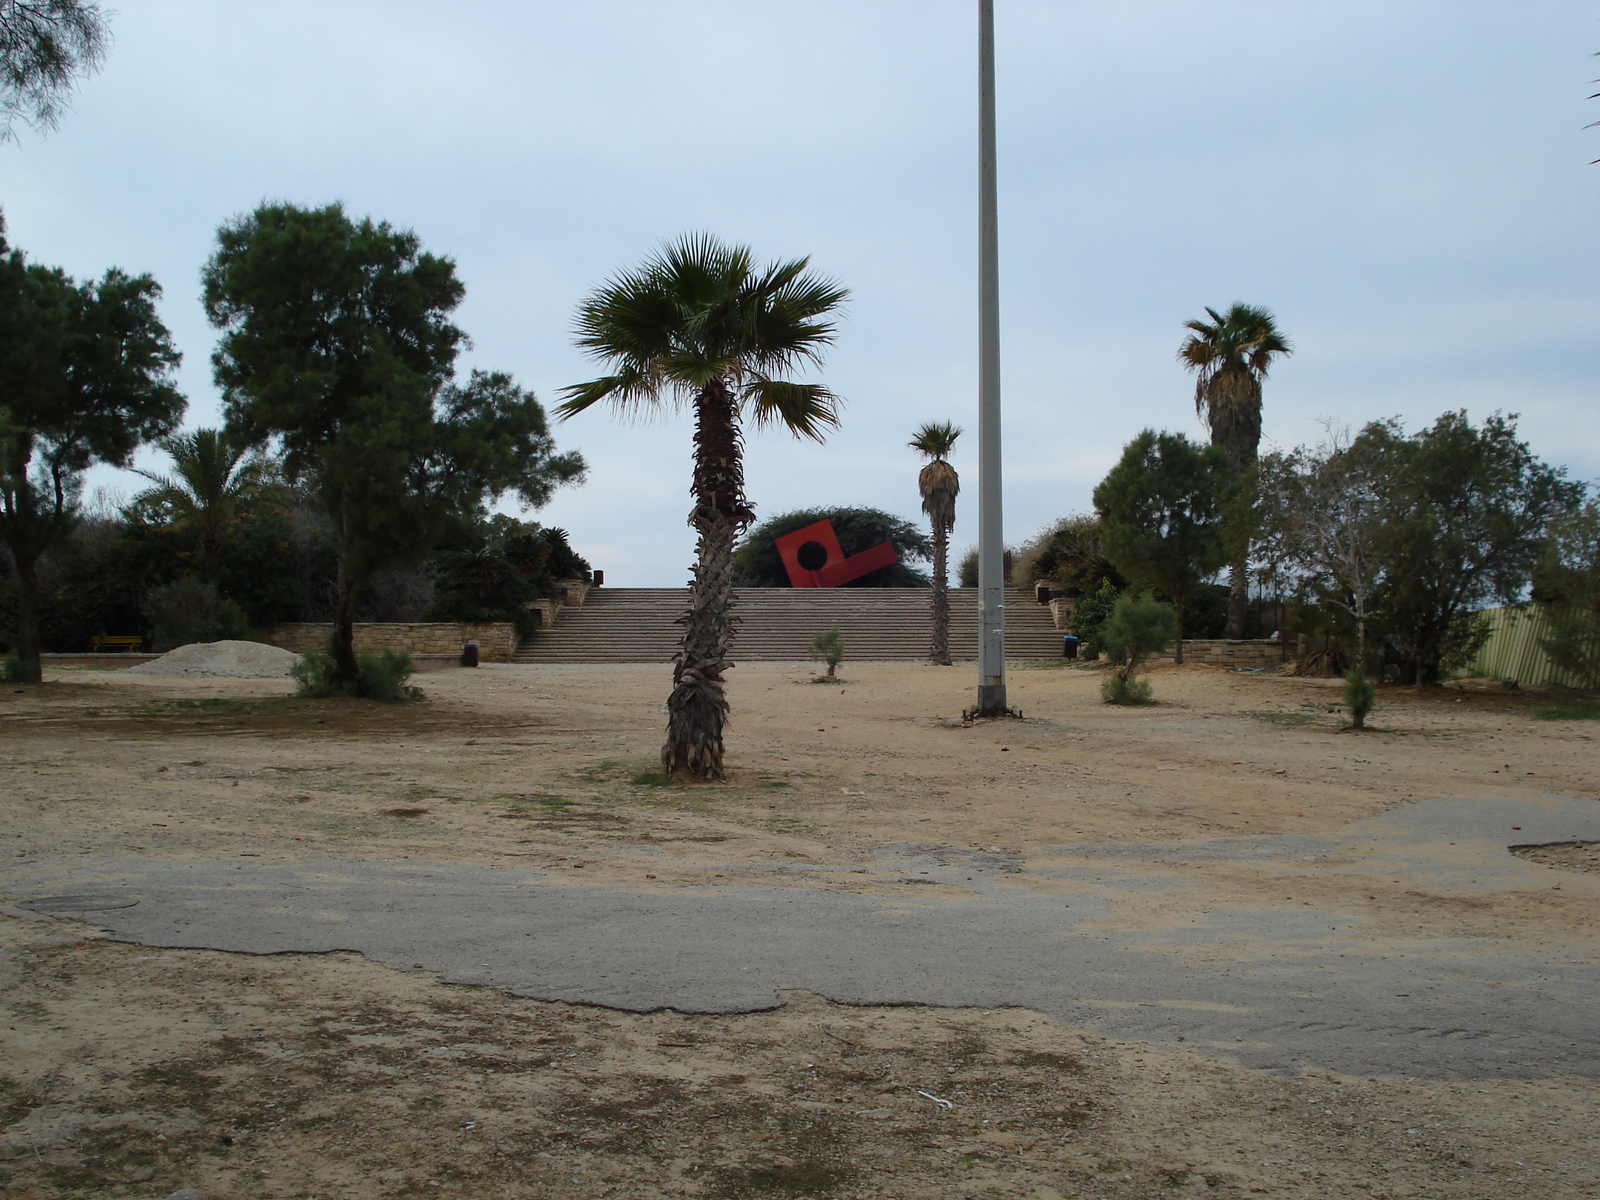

[1468,605,1597,687]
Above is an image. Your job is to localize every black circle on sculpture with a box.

[796,541,830,571]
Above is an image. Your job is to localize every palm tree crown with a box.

[560,234,848,781]
[559,233,847,438]
[131,427,280,552]
[1177,303,1291,471]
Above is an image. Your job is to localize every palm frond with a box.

[743,378,841,442]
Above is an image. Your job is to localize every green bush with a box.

[1,653,23,683]
[1343,667,1377,729]
[141,578,248,651]
[291,648,421,702]
[811,628,844,680]
[1071,580,1122,659]
[1098,593,1175,706]
[290,651,341,697]
[1100,673,1153,705]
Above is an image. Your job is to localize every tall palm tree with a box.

[1177,303,1291,639]
[559,234,848,782]
[130,427,281,565]
[910,421,961,665]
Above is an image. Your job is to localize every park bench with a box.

[90,635,145,653]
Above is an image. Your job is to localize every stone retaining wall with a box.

[265,622,519,663]
[1154,638,1287,668]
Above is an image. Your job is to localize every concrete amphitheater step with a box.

[510,588,1066,664]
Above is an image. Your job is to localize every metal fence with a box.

[1468,604,1597,687]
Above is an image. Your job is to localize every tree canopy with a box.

[733,507,931,589]
[1,0,109,141]
[203,201,584,688]
[0,214,184,680]
[1091,429,1229,662]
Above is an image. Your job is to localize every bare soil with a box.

[2,660,1598,1200]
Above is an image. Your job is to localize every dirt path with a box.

[3,661,1598,1199]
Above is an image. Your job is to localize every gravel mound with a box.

[126,640,301,678]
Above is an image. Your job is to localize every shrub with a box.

[141,578,247,651]
[1071,580,1122,659]
[811,628,844,680]
[1099,592,1176,706]
[1,653,23,683]
[290,651,340,698]
[291,648,421,702]
[1100,673,1153,705]
[1343,667,1377,729]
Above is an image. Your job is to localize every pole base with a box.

[966,684,1019,721]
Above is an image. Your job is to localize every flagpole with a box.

[976,0,1007,715]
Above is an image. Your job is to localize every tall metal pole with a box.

[976,0,1007,715]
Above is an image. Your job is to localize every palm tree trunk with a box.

[929,520,951,665]
[664,378,753,782]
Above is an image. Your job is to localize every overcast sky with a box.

[5,1,1596,585]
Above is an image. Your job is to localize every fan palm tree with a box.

[558,234,848,781]
[130,427,281,566]
[910,421,962,665]
[1177,303,1292,639]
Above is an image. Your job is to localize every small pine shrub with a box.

[1344,667,1377,729]
[1100,673,1153,705]
[290,649,421,702]
[291,651,341,698]
[360,649,422,702]
[811,628,844,680]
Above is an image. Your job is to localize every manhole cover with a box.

[15,894,140,912]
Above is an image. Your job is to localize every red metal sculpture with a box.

[773,518,899,588]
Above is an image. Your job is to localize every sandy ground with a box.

[2,659,1598,1199]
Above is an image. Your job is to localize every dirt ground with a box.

[2,659,1598,1199]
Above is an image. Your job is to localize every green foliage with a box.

[1343,667,1377,729]
[140,578,246,651]
[1532,699,1600,721]
[1070,579,1122,658]
[811,627,844,679]
[292,648,421,702]
[425,517,590,637]
[1532,494,1600,688]
[0,0,111,141]
[957,545,1013,590]
[203,201,584,686]
[1,651,21,681]
[1101,592,1176,677]
[733,507,932,588]
[1092,430,1230,649]
[1100,672,1153,705]
[0,216,186,680]
[1013,514,1124,595]
[1360,412,1580,684]
[289,651,340,697]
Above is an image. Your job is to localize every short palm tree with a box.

[910,421,961,665]
[1177,303,1291,639]
[130,428,281,565]
[559,234,848,781]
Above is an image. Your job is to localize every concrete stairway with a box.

[510,587,1066,664]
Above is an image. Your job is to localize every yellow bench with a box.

[90,635,145,653]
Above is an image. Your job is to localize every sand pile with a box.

[125,639,301,678]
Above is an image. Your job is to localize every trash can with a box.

[592,569,604,586]
[1036,584,1052,605]
[1062,636,1079,660]
[461,642,480,668]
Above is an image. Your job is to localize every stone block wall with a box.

[266,622,519,663]
[1152,639,1287,668]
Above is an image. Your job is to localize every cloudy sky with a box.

[5,1,1596,585]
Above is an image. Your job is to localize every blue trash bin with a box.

[1063,636,1080,660]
